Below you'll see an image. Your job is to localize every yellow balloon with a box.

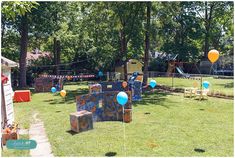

[193,81,198,88]
[208,49,219,63]
[60,90,66,97]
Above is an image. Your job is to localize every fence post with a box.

[107,72,109,81]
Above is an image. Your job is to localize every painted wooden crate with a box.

[70,110,93,133]
[89,84,102,94]
[99,81,128,92]
[76,91,132,122]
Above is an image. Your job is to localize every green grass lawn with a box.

[152,77,234,96]
[2,83,233,157]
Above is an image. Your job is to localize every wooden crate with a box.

[2,132,19,145]
[70,110,93,133]
[124,109,132,123]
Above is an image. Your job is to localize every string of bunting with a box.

[39,74,96,79]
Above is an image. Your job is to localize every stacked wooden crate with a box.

[70,110,93,133]
[76,91,132,123]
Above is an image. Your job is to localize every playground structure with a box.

[167,61,199,78]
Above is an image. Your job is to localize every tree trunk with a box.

[53,37,57,74]
[204,2,214,58]
[53,38,61,75]
[56,40,61,75]
[120,29,128,81]
[143,2,151,85]
[19,14,28,88]
[1,16,5,40]
[204,2,209,58]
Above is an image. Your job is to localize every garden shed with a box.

[115,59,143,80]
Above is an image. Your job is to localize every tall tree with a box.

[19,14,28,87]
[2,2,38,87]
[110,2,145,80]
[143,2,151,85]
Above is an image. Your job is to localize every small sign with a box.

[6,139,37,150]
[3,83,14,125]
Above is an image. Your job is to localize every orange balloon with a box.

[122,81,128,88]
[60,90,66,97]
[208,49,219,63]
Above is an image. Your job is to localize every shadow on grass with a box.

[214,82,234,88]
[105,152,117,157]
[133,90,175,108]
[194,148,205,153]
[66,130,79,136]
[44,88,88,105]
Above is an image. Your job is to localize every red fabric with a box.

[1,74,8,84]
[13,90,31,102]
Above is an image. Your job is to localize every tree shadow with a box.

[44,88,88,105]
[133,90,176,108]
[214,82,234,88]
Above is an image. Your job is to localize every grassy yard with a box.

[2,83,234,157]
[153,77,234,96]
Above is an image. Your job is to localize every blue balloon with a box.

[149,80,157,88]
[98,71,103,77]
[51,87,57,93]
[202,81,210,89]
[116,92,128,106]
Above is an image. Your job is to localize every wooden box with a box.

[2,132,19,145]
[70,110,93,133]
[124,109,132,123]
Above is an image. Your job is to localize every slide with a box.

[176,66,190,78]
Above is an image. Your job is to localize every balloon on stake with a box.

[122,81,128,88]
[193,81,198,88]
[60,90,67,97]
[202,81,210,89]
[149,80,157,88]
[208,49,219,63]
[116,91,128,106]
[51,87,57,93]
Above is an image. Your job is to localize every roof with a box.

[151,51,178,61]
[115,59,143,67]
[1,56,18,67]
[26,51,51,61]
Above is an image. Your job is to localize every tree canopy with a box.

[1,1,234,86]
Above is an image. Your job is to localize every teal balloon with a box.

[51,87,57,93]
[98,71,103,77]
[149,80,157,88]
[202,81,210,89]
[116,92,128,106]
